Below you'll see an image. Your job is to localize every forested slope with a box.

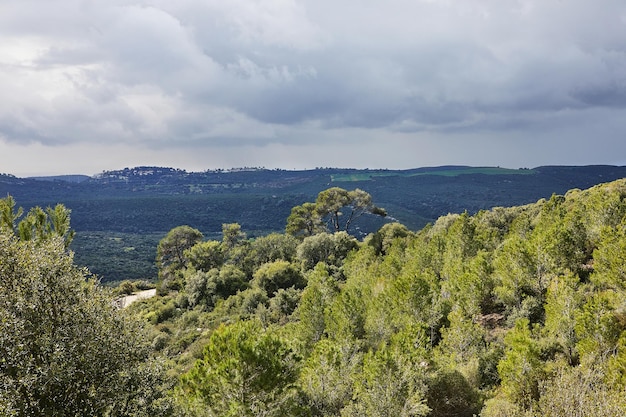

[4,165,626,282]
[125,178,626,416]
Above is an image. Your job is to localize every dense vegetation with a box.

[3,175,626,415]
[0,198,174,416]
[3,165,626,282]
[128,179,626,415]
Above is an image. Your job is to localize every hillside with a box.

[2,165,626,281]
[127,177,626,416]
[4,174,626,415]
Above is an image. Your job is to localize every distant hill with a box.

[6,165,626,234]
[26,174,91,183]
[2,165,625,282]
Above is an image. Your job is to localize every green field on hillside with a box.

[331,167,535,182]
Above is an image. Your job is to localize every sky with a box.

[1,0,626,176]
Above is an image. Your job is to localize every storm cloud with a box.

[1,0,625,175]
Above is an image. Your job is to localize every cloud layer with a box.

[1,0,625,175]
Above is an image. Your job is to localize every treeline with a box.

[127,180,626,416]
[5,164,626,282]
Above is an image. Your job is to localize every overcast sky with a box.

[1,0,625,176]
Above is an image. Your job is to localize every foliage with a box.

[286,202,324,237]
[365,222,412,255]
[536,362,626,417]
[298,338,360,416]
[0,196,75,248]
[5,165,625,280]
[156,225,203,291]
[185,240,224,272]
[7,174,626,416]
[136,178,626,416]
[246,232,299,269]
[296,231,359,273]
[295,263,340,350]
[252,260,305,295]
[157,225,204,271]
[0,228,173,416]
[0,195,23,232]
[344,325,431,417]
[71,231,161,282]
[179,320,304,416]
[287,187,386,237]
[497,318,543,409]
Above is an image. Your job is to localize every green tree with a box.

[16,205,48,242]
[492,234,539,319]
[574,291,623,364]
[45,203,76,248]
[543,273,581,364]
[435,308,486,384]
[0,197,75,249]
[362,242,407,348]
[591,222,626,291]
[326,284,368,343]
[536,362,626,417]
[0,230,173,416]
[185,265,248,309]
[472,206,521,252]
[366,222,412,255]
[286,188,386,237]
[607,331,626,389]
[295,263,339,349]
[299,338,361,416]
[497,318,543,410]
[426,369,482,417]
[253,260,305,295]
[157,225,203,271]
[343,325,431,417]
[156,225,203,291]
[246,232,299,269]
[0,195,22,232]
[387,262,447,347]
[316,187,386,233]
[296,231,359,272]
[267,287,301,323]
[185,240,224,272]
[17,204,76,248]
[221,222,246,250]
[179,320,303,416]
[286,202,324,237]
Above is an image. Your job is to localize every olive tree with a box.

[0,230,173,416]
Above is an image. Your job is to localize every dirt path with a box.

[117,288,157,308]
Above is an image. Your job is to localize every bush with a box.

[253,260,305,295]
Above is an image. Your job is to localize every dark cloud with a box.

[1,0,626,175]
[572,84,626,108]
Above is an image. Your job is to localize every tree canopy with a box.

[143,179,626,416]
[8,173,626,416]
[286,187,386,237]
[0,198,173,416]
